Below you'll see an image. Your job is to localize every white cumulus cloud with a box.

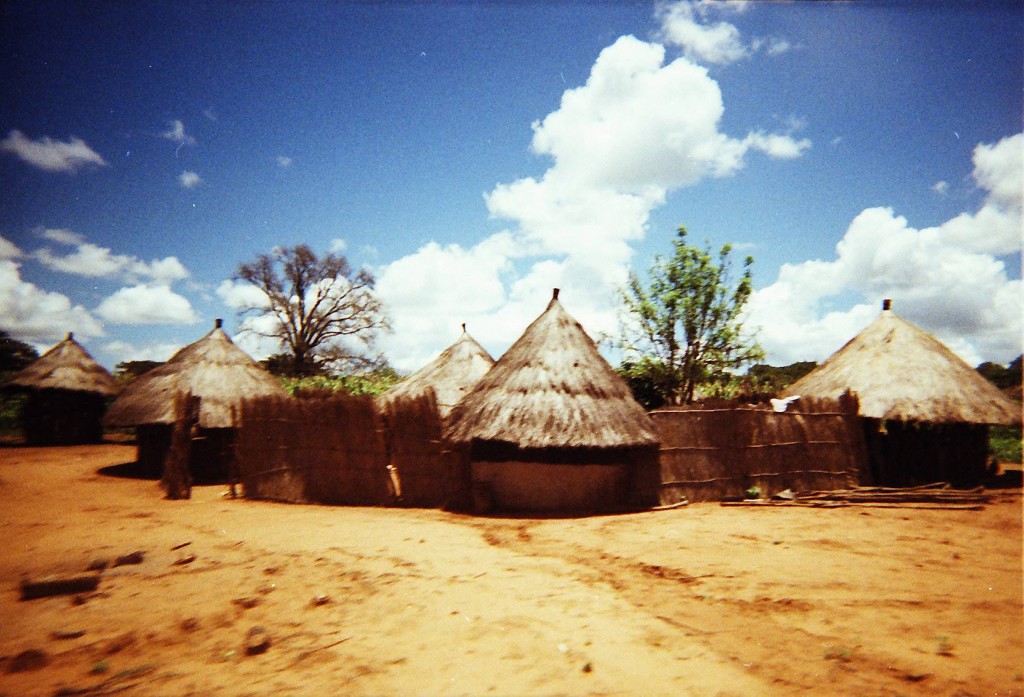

[935,132,1023,256]
[32,229,190,285]
[378,28,809,370]
[216,279,271,310]
[744,131,811,159]
[40,228,86,245]
[161,119,196,146]
[0,130,107,173]
[655,1,793,65]
[748,133,1024,367]
[656,0,750,65]
[0,235,22,260]
[179,170,202,188]
[103,339,184,364]
[0,260,105,342]
[96,284,199,325]
[35,245,190,285]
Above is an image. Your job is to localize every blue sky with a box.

[1,0,1021,373]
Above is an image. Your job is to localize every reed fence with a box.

[379,393,448,507]
[235,390,446,507]
[651,394,866,504]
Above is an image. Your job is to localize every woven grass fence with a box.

[379,393,448,507]
[651,394,867,504]
[235,391,446,507]
[236,393,388,506]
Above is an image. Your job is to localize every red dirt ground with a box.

[1,444,1021,696]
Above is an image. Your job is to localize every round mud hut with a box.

[445,289,661,513]
[379,324,495,420]
[4,332,120,445]
[780,299,1021,487]
[104,319,288,482]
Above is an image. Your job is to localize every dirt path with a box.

[1,445,1021,696]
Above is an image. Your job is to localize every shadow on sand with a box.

[97,461,160,481]
[984,465,1023,490]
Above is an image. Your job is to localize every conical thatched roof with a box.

[5,333,119,396]
[381,325,495,418]
[781,300,1021,426]
[446,289,659,449]
[104,320,287,429]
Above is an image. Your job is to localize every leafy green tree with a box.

[234,244,391,377]
[976,356,1022,390]
[747,361,818,394]
[0,331,37,436]
[618,226,764,405]
[0,330,38,374]
[617,358,678,411]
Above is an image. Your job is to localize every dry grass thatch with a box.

[5,333,119,396]
[380,325,495,418]
[781,302,1021,426]
[104,321,287,429]
[446,290,659,449]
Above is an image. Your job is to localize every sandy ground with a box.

[0,444,1021,696]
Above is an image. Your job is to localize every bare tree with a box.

[234,244,390,376]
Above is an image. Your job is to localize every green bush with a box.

[0,392,25,438]
[280,370,403,397]
[990,425,1023,464]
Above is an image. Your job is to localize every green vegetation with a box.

[978,357,1022,465]
[617,226,763,407]
[0,330,39,372]
[745,361,817,395]
[976,355,1022,390]
[0,330,37,437]
[0,393,26,438]
[989,425,1023,464]
[280,368,403,397]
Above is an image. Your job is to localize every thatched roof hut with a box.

[6,333,119,396]
[780,300,1020,426]
[104,319,287,481]
[380,325,495,419]
[105,319,286,429]
[446,289,660,512]
[780,300,1021,487]
[4,333,119,445]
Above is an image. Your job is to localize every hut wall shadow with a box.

[466,443,660,514]
[98,425,235,483]
[22,390,107,445]
[863,419,989,488]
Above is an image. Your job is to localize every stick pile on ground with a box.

[723,482,992,509]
